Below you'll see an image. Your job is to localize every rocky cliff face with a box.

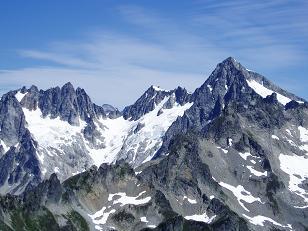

[158,57,305,156]
[0,57,307,230]
[0,162,249,231]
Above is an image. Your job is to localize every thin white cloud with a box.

[191,0,308,46]
[19,50,97,69]
[0,1,307,107]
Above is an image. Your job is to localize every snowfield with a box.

[246,79,292,105]
[92,95,193,166]
[21,94,193,181]
[279,153,308,207]
[277,126,308,207]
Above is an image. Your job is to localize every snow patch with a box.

[217,146,228,154]
[185,213,216,223]
[15,91,27,102]
[183,196,197,204]
[0,140,9,153]
[298,126,308,153]
[238,152,251,160]
[286,129,292,136]
[243,214,292,229]
[279,153,308,206]
[140,217,148,223]
[88,206,116,228]
[228,138,233,146]
[219,182,262,212]
[139,217,157,228]
[287,139,296,147]
[271,135,279,140]
[108,191,151,206]
[72,170,85,176]
[246,79,292,105]
[298,127,308,152]
[247,166,267,177]
[41,168,47,176]
[207,85,213,93]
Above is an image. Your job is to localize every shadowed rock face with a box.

[158,57,304,155]
[21,82,110,125]
[0,92,27,146]
[0,57,307,230]
[0,82,118,195]
[0,162,249,231]
[0,92,41,195]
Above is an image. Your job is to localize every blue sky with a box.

[0,0,307,108]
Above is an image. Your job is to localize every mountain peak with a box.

[196,57,247,92]
[222,56,238,63]
[218,56,243,71]
[193,57,305,109]
[61,82,75,92]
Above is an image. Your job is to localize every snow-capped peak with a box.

[152,85,169,92]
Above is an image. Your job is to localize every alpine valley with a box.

[0,57,307,231]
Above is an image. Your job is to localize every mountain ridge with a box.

[1,56,307,192]
[0,57,308,230]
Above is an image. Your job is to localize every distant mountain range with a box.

[0,57,307,231]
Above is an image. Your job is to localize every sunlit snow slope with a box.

[16,90,193,181]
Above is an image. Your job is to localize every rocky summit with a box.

[0,57,307,231]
